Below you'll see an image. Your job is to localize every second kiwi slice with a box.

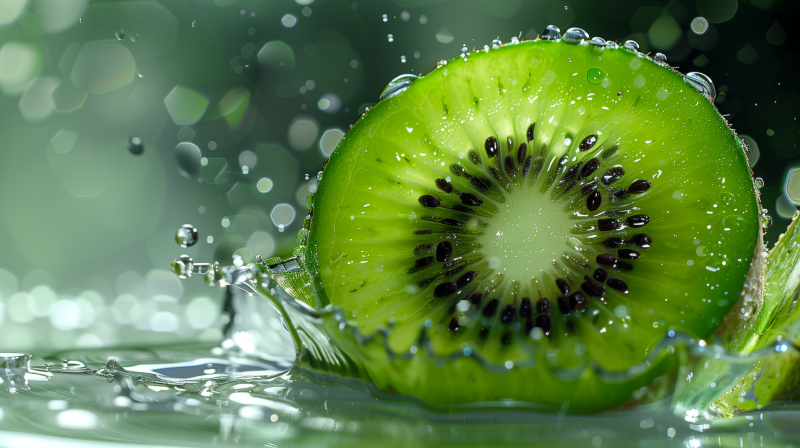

[305,36,761,410]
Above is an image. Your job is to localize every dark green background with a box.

[0,0,797,351]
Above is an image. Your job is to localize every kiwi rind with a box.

[301,37,761,410]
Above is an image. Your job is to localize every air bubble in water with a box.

[382,14,387,22]
[685,72,716,100]
[114,27,124,40]
[175,224,198,248]
[541,25,561,41]
[128,136,144,155]
[387,34,394,42]
[562,27,588,44]
[623,40,639,52]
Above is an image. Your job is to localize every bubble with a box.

[175,224,198,248]
[257,178,273,193]
[271,204,296,228]
[281,14,297,28]
[587,67,605,85]
[128,136,144,155]
[173,142,202,178]
[739,135,759,167]
[382,14,388,22]
[114,27,124,40]
[319,128,344,155]
[387,34,394,43]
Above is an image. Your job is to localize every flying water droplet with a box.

[173,142,202,178]
[379,74,418,101]
[304,174,310,181]
[382,14,388,22]
[590,37,605,46]
[400,55,406,63]
[191,20,197,28]
[623,40,639,52]
[587,67,605,85]
[114,27,124,40]
[172,255,194,279]
[128,136,144,155]
[685,72,716,100]
[541,25,561,41]
[175,224,198,248]
[491,38,501,49]
[387,34,394,42]
[562,27,589,44]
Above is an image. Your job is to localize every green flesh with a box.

[305,40,760,409]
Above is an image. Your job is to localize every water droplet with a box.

[191,20,197,28]
[379,74,417,101]
[563,27,588,44]
[460,44,468,54]
[605,40,618,49]
[400,55,406,63]
[654,53,667,64]
[387,34,394,42]
[755,177,765,189]
[587,67,605,85]
[128,136,144,155]
[175,224,198,248]
[541,25,561,41]
[623,40,639,52]
[685,72,716,100]
[491,38,501,49]
[510,36,520,45]
[382,14,388,22]
[304,173,310,181]
[173,142,202,178]
[114,27,124,40]
[172,255,193,279]
[316,171,323,181]
[589,37,605,46]
[564,5,568,9]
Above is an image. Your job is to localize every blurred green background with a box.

[0,0,797,352]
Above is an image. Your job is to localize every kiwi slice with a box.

[303,35,761,411]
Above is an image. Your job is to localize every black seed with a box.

[434,282,457,297]
[563,163,582,183]
[520,298,532,318]
[501,332,512,345]
[500,305,516,324]
[557,296,570,315]
[413,244,434,255]
[440,218,463,227]
[569,292,587,310]
[581,183,598,195]
[556,278,571,295]
[483,298,499,316]
[581,158,600,178]
[579,135,598,151]
[456,271,477,288]
[593,268,608,283]
[536,298,551,314]
[606,278,629,293]
[527,123,535,141]
[522,156,532,176]
[436,179,453,193]
[556,155,569,171]
[470,177,489,192]
[535,314,551,332]
[587,190,602,211]
[596,253,618,268]
[582,277,605,297]
[415,257,434,268]
[598,219,622,231]
[630,233,652,248]
[468,150,481,165]
[618,249,640,259]
[626,214,650,228]
[601,145,619,159]
[458,193,482,206]
[504,156,516,176]
[601,237,623,249]
[469,293,483,305]
[517,143,527,164]
[628,179,651,194]
[449,317,460,332]
[418,195,440,207]
[449,164,465,177]
[601,166,625,185]
[485,136,498,158]
[413,230,432,235]
[436,241,453,262]
[479,326,489,339]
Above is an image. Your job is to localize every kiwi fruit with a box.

[300,32,761,412]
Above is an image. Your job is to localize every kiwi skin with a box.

[302,36,760,411]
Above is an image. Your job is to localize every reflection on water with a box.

[3,274,800,447]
